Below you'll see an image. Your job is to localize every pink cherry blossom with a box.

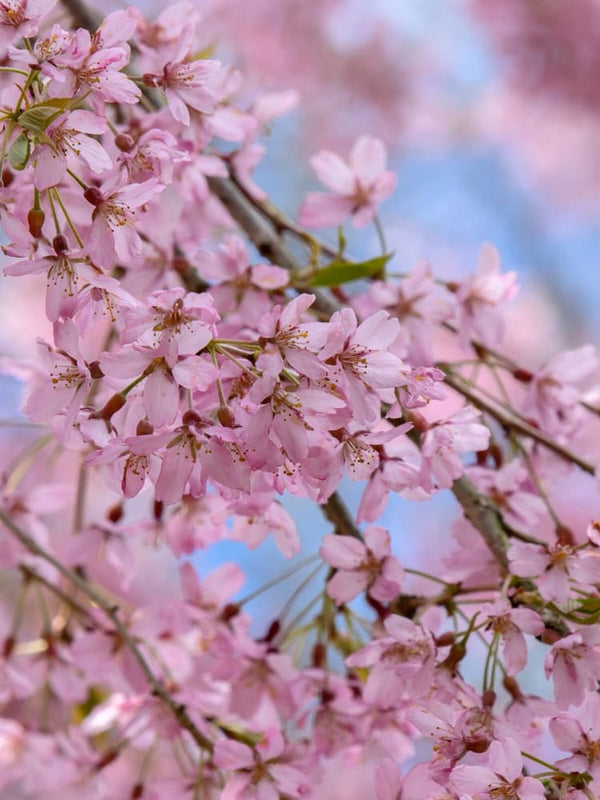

[455,243,518,348]
[33,110,111,191]
[450,738,544,799]
[22,320,93,430]
[523,344,598,435]
[508,539,600,603]
[420,406,490,491]
[319,307,409,425]
[84,178,165,268]
[320,526,404,604]
[346,615,436,706]
[480,598,544,676]
[544,629,600,708]
[0,0,52,47]
[299,135,397,228]
[550,692,600,780]
[214,728,307,799]
[142,30,222,125]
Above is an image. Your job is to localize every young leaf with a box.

[309,253,393,286]
[8,133,31,171]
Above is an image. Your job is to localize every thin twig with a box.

[442,369,595,475]
[228,168,344,262]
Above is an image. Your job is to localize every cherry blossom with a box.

[299,135,397,228]
[450,738,545,799]
[32,110,111,191]
[84,178,165,268]
[320,526,404,604]
[455,243,518,348]
[480,598,544,676]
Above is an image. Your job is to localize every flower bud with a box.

[503,675,523,701]
[263,619,280,642]
[136,419,154,436]
[84,186,103,206]
[96,393,127,421]
[27,208,45,238]
[88,361,104,379]
[115,133,135,152]
[481,689,496,708]
[182,409,202,427]
[217,405,236,428]
[556,525,575,547]
[106,503,123,524]
[512,367,533,383]
[220,603,240,622]
[466,736,491,754]
[312,641,326,668]
[53,234,69,255]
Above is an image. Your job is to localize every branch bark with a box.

[321,491,363,540]
[451,476,510,572]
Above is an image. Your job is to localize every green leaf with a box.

[8,133,30,170]
[336,225,346,257]
[309,253,393,287]
[566,596,600,624]
[19,104,65,134]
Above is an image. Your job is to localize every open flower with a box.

[84,178,164,268]
[320,526,404,604]
[450,738,544,799]
[299,135,396,228]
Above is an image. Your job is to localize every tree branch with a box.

[451,476,510,572]
[206,176,341,318]
[442,369,595,475]
[320,491,363,540]
[59,0,99,30]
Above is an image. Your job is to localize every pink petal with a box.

[327,569,368,604]
[350,135,387,185]
[364,525,391,558]
[298,192,354,228]
[320,534,365,568]
[144,368,179,427]
[310,150,355,195]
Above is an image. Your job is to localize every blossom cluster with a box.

[0,2,599,799]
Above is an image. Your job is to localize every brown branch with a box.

[206,175,341,318]
[227,168,344,263]
[0,510,213,752]
[20,565,100,629]
[59,0,99,30]
[451,476,510,573]
[320,492,363,540]
[442,369,595,475]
